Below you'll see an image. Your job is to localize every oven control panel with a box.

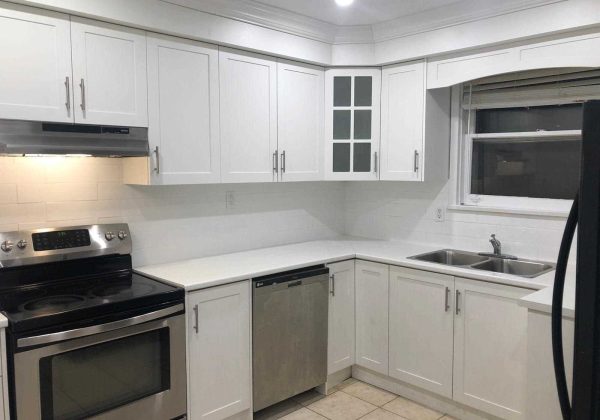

[0,224,132,267]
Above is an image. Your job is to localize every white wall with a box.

[344,180,569,262]
[0,157,345,267]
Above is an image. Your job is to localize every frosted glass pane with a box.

[334,77,351,107]
[354,110,371,139]
[333,110,351,139]
[353,143,371,172]
[354,76,372,106]
[333,143,350,172]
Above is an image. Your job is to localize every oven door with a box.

[13,304,186,420]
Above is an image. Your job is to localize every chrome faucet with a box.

[489,234,502,256]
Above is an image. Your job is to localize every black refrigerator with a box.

[552,100,600,419]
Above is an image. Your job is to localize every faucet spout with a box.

[490,234,502,256]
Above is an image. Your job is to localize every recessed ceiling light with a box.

[335,0,354,7]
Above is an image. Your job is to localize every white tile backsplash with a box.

[0,157,345,267]
[345,181,569,263]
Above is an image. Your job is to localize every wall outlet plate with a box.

[226,191,235,208]
[434,207,445,222]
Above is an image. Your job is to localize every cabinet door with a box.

[380,62,425,181]
[389,267,454,397]
[0,4,73,122]
[147,34,220,184]
[220,48,277,183]
[453,278,530,419]
[325,69,381,181]
[71,17,148,126]
[327,260,355,375]
[188,281,251,420]
[355,260,389,375]
[277,60,324,182]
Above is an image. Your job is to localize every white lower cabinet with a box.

[327,260,355,375]
[453,277,530,420]
[355,260,389,375]
[187,281,252,420]
[388,267,454,398]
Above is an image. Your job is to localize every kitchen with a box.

[0,0,598,419]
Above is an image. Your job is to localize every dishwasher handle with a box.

[253,265,329,288]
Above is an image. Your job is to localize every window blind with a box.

[463,68,600,109]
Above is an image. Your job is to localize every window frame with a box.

[454,86,582,215]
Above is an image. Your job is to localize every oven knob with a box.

[1,240,13,253]
[17,240,27,250]
[117,231,128,240]
[105,232,116,241]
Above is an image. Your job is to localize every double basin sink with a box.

[408,249,555,278]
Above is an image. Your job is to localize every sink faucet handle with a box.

[490,234,501,255]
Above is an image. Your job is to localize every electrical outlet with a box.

[226,191,235,209]
[434,207,445,222]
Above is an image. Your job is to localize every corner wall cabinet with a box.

[146,34,220,185]
[327,260,355,375]
[325,69,381,181]
[187,281,252,420]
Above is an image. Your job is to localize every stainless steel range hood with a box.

[0,120,149,157]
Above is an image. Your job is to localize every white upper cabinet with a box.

[380,60,451,182]
[453,278,530,420]
[380,62,425,181]
[71,17,148,127]
[327,260,355,375]
[0,4,73,123]
[355,260,389,375]
[147,34,220,184]
[187,281,252,420]
[220,48,277,183]
[277,60,324,182]
[325,69,381,181]
[388,267,454,398]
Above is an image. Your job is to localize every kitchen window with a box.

[458,68,600,213]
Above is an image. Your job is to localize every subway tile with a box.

[44,183,98,202]
[18,183,45,203]
[0,184,17,204]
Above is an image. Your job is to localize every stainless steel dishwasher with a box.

[252,265,329,412]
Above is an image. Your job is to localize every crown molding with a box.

[161,0,567,46]
[372,0,568,42]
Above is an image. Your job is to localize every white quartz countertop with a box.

[0,313,8,328]
[135,238,571,315]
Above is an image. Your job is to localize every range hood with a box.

[0,120,149,157]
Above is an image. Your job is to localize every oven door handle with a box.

[17,303,184,349]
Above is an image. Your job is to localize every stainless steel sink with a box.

[408,249,489,266]
[470,258,555,278]
[408,249,555,278]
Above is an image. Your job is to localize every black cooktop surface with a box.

[0,255,183,333]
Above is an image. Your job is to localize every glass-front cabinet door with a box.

[325,68,381,180]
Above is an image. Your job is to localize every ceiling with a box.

[255,0,465,26]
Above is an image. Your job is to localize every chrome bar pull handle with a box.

[445,287,451,312]
[153,146,160,174]
[330,274,335,297]
[193,304,199,334]
[64,76,71,112]
[273,150,278,174]
[79,78,86,111]
[456,290,461,315]
[281,150,286,173]
[373,151,378,174]
[414,150,419,172]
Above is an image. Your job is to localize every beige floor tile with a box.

[293,390,327,406]
[361,408,408,420]
[308,391,377,420]
[255,398,303,420]
[342,382,396,406]
[382,397,443,420]
[439,416,458,420]
[330,378,358,393]
[280,407,328,420]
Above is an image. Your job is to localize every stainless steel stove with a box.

[0,224,186,420]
